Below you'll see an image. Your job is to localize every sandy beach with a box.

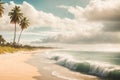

[0,0,119,80]
[0,49,101,80]
[0,50,41,80]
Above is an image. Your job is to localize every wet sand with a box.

[0,50,101,80]
[27,50,101,80]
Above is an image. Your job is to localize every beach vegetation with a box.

[18,17,30,43]
[8,6,23,44]
[0,0,4,17]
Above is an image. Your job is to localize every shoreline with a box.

[27,49,101,80]
[0,49,102,80]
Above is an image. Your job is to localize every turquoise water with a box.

[48,49,120,80]
[52,50,120,65]
[59,50,120,65]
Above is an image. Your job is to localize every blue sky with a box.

[2,0,89,18]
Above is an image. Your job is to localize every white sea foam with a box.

[52,71,79,80]
[47,53,120,79]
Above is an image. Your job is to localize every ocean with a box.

[46,49,120,80]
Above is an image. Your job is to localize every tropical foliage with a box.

[0,1,30,47]
[0,0,5,45]
[0,0,4,17]
[18,17,30,43]
[8,6,23,44]
[0,35,6,45]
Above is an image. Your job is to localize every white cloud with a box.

[85,0,120,21]
[0,1,120,44]
[0,1,61,31]
[59,0,120,21]
[41,0,120,44]
[48,0,120,44]
[58,5,85,20]
[20,2,62,27]
[0,1,102,32]
[40,30,120,44]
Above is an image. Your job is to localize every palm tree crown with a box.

[17,17,30,43]
[20,17,30,30]
[0,35,6,45]
[8,6,23,24]
[0,0,4,17]
[8,6,23,44]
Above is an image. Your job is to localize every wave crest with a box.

[48,53,120,80]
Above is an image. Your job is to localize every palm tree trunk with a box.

[17,30,23,44]
[13,23,17,44]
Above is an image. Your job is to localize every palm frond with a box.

[20,17,30,30]
[8,6,23,24]
[0,0,4,17]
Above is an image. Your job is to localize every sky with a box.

[0,0,120,51]
[3,0,89,18]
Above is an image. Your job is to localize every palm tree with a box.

[0,35,2,44]
[0,35,6,45]
[0,0,4,17]
[8,6,23,44]
[17,17,30,44]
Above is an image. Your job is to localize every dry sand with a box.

[0,51,41,80]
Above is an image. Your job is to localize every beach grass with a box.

[0,45,53,54]
[0,46,18,53]
[0,45,38,54]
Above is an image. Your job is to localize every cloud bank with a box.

[59,0,120,21]
[0,0,120,44]
[42,0,120,44]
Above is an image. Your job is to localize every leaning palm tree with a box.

[8,6,23,44]
[0,0,4,17]
[17,17,30,44]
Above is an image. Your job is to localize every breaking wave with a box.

[48,54,120,80]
